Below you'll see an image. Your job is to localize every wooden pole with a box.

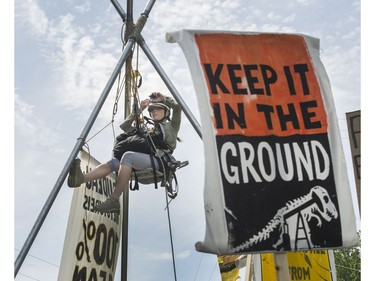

[274,253,290,281]
[244,255,253,281]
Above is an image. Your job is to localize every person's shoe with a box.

[93,197,120,213]
[67,158,84,187]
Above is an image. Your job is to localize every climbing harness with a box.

[128,115,189,199]
[130,148,189,199]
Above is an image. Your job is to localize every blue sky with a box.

[3,0,369,280]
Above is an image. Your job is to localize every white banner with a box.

[166,30,358,255]
[58,150,122,281]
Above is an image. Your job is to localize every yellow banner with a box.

[218,255,240,281]
[261,251,334,281]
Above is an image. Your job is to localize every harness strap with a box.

[126,115,187,198]
[129,172,140,191]
[149,154,160,190]
[166,171,178,199]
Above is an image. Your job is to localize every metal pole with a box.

[121,1,134,280]
[119,1,156,280]
[138,37,202,139]
[14,38,137,278]
[142,0,156,17]
[110,0,127,22]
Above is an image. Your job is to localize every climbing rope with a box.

[165,188,178,281]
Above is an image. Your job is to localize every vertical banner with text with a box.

[58,150,121,281]
[166,30,358,254]
[346,110,361,213]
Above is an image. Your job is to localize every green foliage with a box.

[333,232,361,281]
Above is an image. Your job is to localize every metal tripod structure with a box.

[14,2,292,280]
[14,0,202,279]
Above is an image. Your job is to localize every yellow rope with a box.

[131,44,144,127]
[85,43,143,145]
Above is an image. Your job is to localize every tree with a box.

[333,232,361,281]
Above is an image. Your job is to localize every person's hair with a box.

[149,92,165,102]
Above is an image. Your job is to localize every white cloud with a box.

[14,94,61,149]
[144,251,172,261]
[282,14,296,24]
[15,0,49,36]
[296,0,317,5]
[143,249,191,261]
[266,11,282,21]
[16,0,121,117]
[74,0,91,13]
[177,250,192,259]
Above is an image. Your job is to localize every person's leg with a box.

[109,152,159,199]
[93,152,157,213]
[83,163,112,183]
[93,164,132,213]
[114,151,160,197]
[111,164,133,199]
[67,157,119,187]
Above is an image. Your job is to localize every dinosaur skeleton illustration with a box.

[231,185,338,253]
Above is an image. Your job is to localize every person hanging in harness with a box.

[67,92,183,213]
